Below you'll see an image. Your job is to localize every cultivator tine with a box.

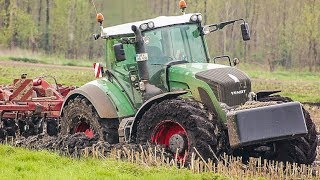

[42,118,47,135]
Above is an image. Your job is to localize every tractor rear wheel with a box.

[259,95,317,164]
[136,98,219,162]
[60,96,119,143]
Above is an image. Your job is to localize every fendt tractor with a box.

[60,2,317,164]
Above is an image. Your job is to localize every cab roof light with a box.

[139,21,155,31]
[140,23,148,31]
[190,14,203,23]
[147,21,155,29]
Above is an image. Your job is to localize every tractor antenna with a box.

[90,0,105,40]
[91,0,98,14]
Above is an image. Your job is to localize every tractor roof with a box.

[102,13,200,38]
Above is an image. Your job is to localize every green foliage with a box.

[238,63,320,102]
[13,9,38,48]
[9,57,40,64]
[0,145,225,179]
[0,0,319,70]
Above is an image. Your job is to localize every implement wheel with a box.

[259,95,317,164]
[136,98,219,162]
[60,96,119,143]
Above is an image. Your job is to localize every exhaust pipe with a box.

[131,25,149,80]
[131,25,162,100]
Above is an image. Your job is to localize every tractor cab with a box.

[99,13,209,97]
[143,23,207,76]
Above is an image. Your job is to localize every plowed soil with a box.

[304,104,320,129]
[5,132,171,161]
[0,103,319,161]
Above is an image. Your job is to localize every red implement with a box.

[0,75,75,122]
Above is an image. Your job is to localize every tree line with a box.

[0,0,319,71]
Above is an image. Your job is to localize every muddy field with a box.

[12,133,169,159]
[0,104,318,164]
[304,104,320,131]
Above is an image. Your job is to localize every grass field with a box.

[0,145,225,180]
[0,62,93,87]
[0,48,93,67]
[0,58,319,103]
[238,64,320,103]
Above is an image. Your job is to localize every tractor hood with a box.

[169,63,252,107]
[170,63,229,75]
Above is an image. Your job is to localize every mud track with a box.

[0,103,319,162]
[3,133,172,160]
[304,104,320,130]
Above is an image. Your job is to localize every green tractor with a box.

[60,10,317,164]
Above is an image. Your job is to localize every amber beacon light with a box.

[96,13,104,24]
[179,0,187,14]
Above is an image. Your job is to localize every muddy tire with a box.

[60,96,119,144]
[47,119,58,136]
[136,98,219,162]
[0,128,6,140]
[259,95,317,164]
[3,119,17,137]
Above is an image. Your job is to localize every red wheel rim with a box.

[151,120,189,160]
[75,122,94,138]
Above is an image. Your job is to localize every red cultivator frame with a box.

[0,75,75,137]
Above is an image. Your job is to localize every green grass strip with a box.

[0,145,226,180]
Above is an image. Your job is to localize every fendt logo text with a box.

[231,90,246,95]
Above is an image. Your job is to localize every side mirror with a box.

[93,34,100,40]
[113,43,126,61]
[233,58,240,66]
[241,23,250,41]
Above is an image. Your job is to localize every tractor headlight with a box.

[147,21,155,29]
[197,15,203,22]
[203,26,210,35]
[190,14,202,23]
[140,23,148,31]
[140,21,154,31]
[190,14,198,22]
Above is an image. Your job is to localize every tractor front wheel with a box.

[136,98,219,162]
[259,95,317,164]
[60,96,119,143]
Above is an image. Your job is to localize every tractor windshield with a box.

[144,24,206,65]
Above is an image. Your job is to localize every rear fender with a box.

[60,84,118,118]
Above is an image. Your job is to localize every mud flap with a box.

[227,102,307,148]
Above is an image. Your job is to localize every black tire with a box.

[60,96,119,144]
[259,95,317,164]
[136,98,219,162]
[47,118,58,136]
[0,128,6,140]
[3,119,17,137]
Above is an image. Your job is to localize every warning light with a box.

[96,13,104,23]
[179,0,187,10]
